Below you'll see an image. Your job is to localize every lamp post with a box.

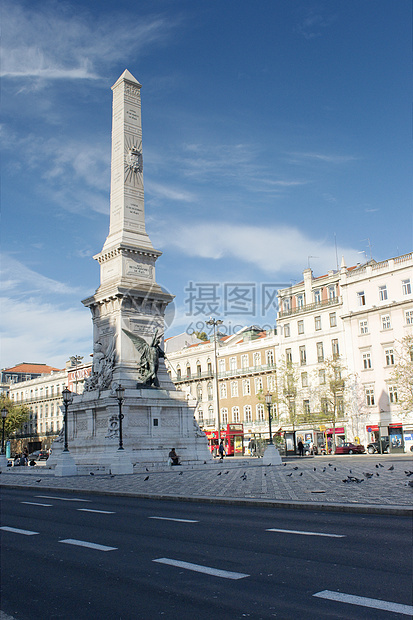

[115,384,125,451]
[206,317,223,444]
[1,407,8,455]
[61,387,73,452]
[265,392,273,445]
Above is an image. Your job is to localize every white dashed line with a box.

[1,526,39,536]
[149,516,198,523]
[313,590,413,616]
[21,501,52,507]
[36,495,91,502]
[153,558,249,580]
[77,509,115,514]
[266,528,345,538]
[59,539,117,551]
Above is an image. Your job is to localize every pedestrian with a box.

[168,448,180,466]
[297,439,304,457]
[218,440,225,461]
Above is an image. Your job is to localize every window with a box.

[230,357,236,371]
[357,291,366,306]
[389,386,398,404]
[207,382,213,400]
[385,348,394,366]
[218,360,225,374]
[186,364,191,379]
[315,316,322,331]
[207,360,212,374]
[319,369,326,385]
[219,383,227,398]
[284,323,290,338]
[255,377,263,393]
[314,289,321,304]
[329,312,337,327]
[244,405,252,423]
[359,320,368,334]
[232,406,240,423]
[301,372,308,388]
[266,349,274,365]
[381,314,391,330]
[231,381,238,397]
[365,387,375,406]
[303,400,310,416]
[379,285,388,301]
[362,352,372,369]
[406,310,413,324]
[297,320,304,335]
[332,339,339,358]
[316,342,324,363]
[267,375,276,391]
[299,345,306,366]
[198,409,203,424]
[242,379,251,396]
[208,405,214,421]
[286,348,292,364]
[256,404,265,422]
[241,354,249,369]
[296,294,304,308]
[221,409,228,425]
[402,279,411,295]
[321,398,329,415]
[253,352,261,367]
[283,297,291,312]
[197,384,203,400]
[328,285,336,300]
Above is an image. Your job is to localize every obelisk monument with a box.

[51,70,210,472]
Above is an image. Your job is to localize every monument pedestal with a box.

[262,443,282,465]
[110,449,134,474]
[54,451,78,477]
[0,454,9,470]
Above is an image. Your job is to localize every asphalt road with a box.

[1,488,412,619]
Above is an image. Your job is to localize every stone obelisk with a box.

[50,70,210,472]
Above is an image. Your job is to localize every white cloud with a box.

[287,151,358,165]
[153,220,361,276]
[147,181,195,202]
[1,1,181,83]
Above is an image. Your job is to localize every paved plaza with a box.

[1,454,412,515]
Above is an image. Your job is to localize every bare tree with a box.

[392,335,413,418]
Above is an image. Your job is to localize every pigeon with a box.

[145,467,149,472]
[356,478,364,483]
[287,473,293,477]
[405,471,413,476]
[322,467,326,473]
[299,472,303,476]
[144,475,149,481]
[376,472,380,477]
[328,463,332,467]
[217,471,222,476]
[283,463,287,466]
[375,464,379,468]
[36,479,41,483]
[89,472,94,476]
[293,467,299,470]
[204,461,207,465]
[110,475,115,478]
[241,474,247,481]
[267,463,272,467]
[224,471,229,474]
[178,471,183,475]
[388,465,394,471]
[334,467,337,471]
[313,467,317,471]
[379,463,384,468]
[407,480,413,488]
[363,473,374,479]
[342,479,350,483]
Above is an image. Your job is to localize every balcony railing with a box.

[279,296,341,318]
[218,363,276,379]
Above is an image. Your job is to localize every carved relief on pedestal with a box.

[84,335,117,393]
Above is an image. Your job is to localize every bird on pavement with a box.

[363,472,374,479]
[405,471,413,476]
[388,465,394,471]
[299,472,303,476]
[379,463,384,468]
[376,472,380,476]
[313,467,316,471]
[89,472,94,476]
[293,466,299,470]
[287,473,293,477]
[217,471,222,476]
[178,471,183,475]
[36,479,41,483]
[144,476,149,481]
[145,467,149,472]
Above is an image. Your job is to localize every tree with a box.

[316,356,348,452]
[194,331,208,342]
[392,335,413,418]
[0,394,30,441]
[276,356,299,429]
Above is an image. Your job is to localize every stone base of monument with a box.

[110,449,134,475]
[262,443,282,465]
[50,387,211,470]
[54,451,78,477]
[0,454,9,471]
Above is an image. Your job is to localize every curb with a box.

[1,482,411,516]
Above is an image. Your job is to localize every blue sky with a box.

[1,0,411,369]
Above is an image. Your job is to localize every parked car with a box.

[335,442,365,455]
[28,450,49,460]
[367,441,390,454]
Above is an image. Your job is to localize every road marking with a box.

[1,526,39,536]
[149,516,199,523]
[77,508,115,514]
[313,590,413,616]
[59,538,117,551]
[36,495,91,502]
[153,558,249,580]
[266,528,345,538]
[21,501,52,507]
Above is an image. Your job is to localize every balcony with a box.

[218,363,276,380]
[279,296,341,318]
[174,370,214,384]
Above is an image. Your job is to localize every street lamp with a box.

[1,407,8,455]
[206,317,223,443]
[115,384,125,451]
[61,387,73,453]
[265,392,273,445]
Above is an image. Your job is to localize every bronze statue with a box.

[122,328,164,387]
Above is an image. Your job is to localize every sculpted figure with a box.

[84,336,116,393]
[122,328,164,387]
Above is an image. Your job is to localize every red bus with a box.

[204,424,244,456]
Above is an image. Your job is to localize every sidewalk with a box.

[1,454,412,516]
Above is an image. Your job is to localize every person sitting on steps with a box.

[169,448,180,466]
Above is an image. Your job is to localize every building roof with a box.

[2,363,61,374]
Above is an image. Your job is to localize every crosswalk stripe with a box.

[266,528,345,538]
[1,526,39,536]
[313,590,413,616]
[149,516,198,523]
[21,501,52,507]
[59,538,117,551]
[153,558,249,579]
[77,509,115,514]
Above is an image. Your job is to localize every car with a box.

[335,442,365,455]
[367,441,389,454]
[28,450,49,460]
